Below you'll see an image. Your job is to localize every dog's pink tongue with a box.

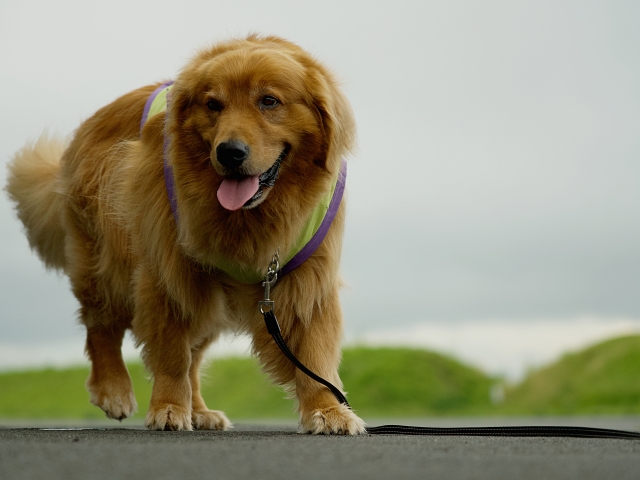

[217,176,260,211]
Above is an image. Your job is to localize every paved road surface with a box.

[2,418,640,480]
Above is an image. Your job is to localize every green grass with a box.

[2,337,640,420]
[0,346,496,420]
[199,356,296,418]
[0,363,150,419]
[501,335,640,415]
[340,347,495,416]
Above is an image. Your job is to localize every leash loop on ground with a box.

[364,424,640,438]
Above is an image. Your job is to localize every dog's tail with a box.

[5,134,68,271]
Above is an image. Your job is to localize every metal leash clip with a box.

[259,253,280,314]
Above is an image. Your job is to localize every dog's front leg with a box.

[144,326,194,431]
[293,307,366,435]
[255,290,366,435]
[132,268,194,431]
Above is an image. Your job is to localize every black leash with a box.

[263,310,640,439]
[258,255,640,439]
[263,310,350,407]
[364,424,640,439]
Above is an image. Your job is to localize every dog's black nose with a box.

[216,141,250,169]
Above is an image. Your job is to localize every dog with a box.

[6,35,365,434]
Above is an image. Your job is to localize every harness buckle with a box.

[259,253,280,314]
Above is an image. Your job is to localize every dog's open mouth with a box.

[216,146,289,211]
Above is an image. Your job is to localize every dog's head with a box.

[166,35,355,213]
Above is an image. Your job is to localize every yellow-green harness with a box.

[141,82,346,284]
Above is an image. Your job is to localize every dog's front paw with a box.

[192,409,232,430]
[146,404,193,431]
[87,377,137,421]
[300,404,366,435]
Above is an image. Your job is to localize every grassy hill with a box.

[340,347,495,416]
[501,335,640,415]
[0,346,495,420]
[1,337,640,420]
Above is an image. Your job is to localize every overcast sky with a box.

[1,0,639,374]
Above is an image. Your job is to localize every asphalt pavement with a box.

[2,418,640,480]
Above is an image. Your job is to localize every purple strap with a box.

[139,81,178,220]
[140,81,174,131]
[280,159,347,276]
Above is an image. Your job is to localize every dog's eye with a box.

[260,96,280,109]
[206,99,223,112]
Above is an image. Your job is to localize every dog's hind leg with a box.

[189,337,232,430]
[85,323,137,420]
[65,228,137,421]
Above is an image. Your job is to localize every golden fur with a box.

[6,35,365,434]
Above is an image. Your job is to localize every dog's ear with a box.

[307,67,356,171]
[164,64,213,159]
[167,73,200,118]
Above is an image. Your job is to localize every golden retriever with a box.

[6,35,365,434]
